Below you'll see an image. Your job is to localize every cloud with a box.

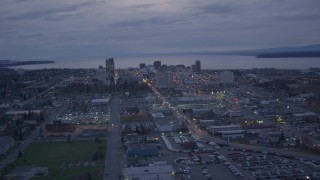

[4,2,92,21]
[276,11,320,21]
[18,33,46,39]
[109,16,186,29]
[129,3,156,9]
[0,0,320,59]
[196,2,240,15]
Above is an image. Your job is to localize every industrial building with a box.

[127,144,159,157]
[156,122,173,132]
[209,125,245,139]
[91,98,109,106]
[123,162,174,180]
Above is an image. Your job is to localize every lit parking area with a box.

[227,150,317,180]
[174,151,249,180]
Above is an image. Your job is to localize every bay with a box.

[11,55,320,70]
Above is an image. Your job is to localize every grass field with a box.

[15,140,106,180]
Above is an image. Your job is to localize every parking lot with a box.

[227,149,318,180]
[174,151,247,180]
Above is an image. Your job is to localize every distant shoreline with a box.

[257,51,320,58]
[0,60,55,67]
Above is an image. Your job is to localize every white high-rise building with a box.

[221,70,234,84]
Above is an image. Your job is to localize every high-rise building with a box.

[156,70,173,88]
[153,60,161,70]
[105,58,115,86]
[220,70,234,84]
[195,60,201,72]
[105,58,115,73]
[192,60,201,73]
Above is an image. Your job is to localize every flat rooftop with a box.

[123,164,174,180]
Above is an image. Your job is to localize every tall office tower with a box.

[156,70,173,88]
[192,60,201,73]
[220,70,234,84]
[195,60,201,73]
[153,60,161,70]
[105,58,115,86]
[105,58,115,73]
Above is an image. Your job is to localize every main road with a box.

[140,75,320,161]
[104,95,122,180]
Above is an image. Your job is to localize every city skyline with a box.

[1,1,320,179]
[1,58,320,179]
[1,0,320,59]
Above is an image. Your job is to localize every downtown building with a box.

[153,60,161,70]
[105,58,115,86]
[191,60,201,73]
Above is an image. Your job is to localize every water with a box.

[11,55,320,69]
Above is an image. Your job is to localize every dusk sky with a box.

[1,0,320,59]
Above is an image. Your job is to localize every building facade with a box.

[191,60,201,73]
[105,58,115,86]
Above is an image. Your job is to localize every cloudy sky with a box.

[1,0,320,59]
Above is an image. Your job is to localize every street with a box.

[104,95,122,180]
[0,81,69,171]
[142,74,320,162]
[0,126,40,171]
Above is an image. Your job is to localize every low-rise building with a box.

[208,125,245,139]
[5,110,42,119]
[4,166,48,180]
[127,143,159,157]
[151,112,165,121]
[45,123,76,136]
[123,162,174,180]
[91,98,109,106]
[227,110,243,117]
[156,122,172,132]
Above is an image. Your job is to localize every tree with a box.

[95,137,101,143]
[39,112,45,121]
[18,150,23,158]
[87,172,92,179]
[23,113,27,120]
[67,135,71,142]
[278,132,285,144]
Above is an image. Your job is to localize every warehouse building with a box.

[123,162,174,180]
[127,144,159,157]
